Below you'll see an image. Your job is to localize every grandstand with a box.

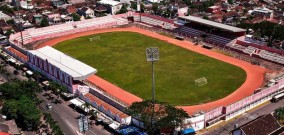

[9,16,128,46]
[133,13,176,29]
[176,16,245,47]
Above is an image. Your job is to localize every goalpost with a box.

[195,77,207,86]
[89,36,100,42]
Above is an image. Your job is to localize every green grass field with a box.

[54,32,246,106]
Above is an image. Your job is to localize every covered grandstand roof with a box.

[29,46,97,80]
[178,15,246,32]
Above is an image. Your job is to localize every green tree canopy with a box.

[0,4,14,15]
[71,13,80,21]
[275,107,284,124]
[40,17,49,27]
[127,100,189,135]
[2,96,41,130]
[118,4,128,14]
[0,80,42,130]
[152,3,159,14]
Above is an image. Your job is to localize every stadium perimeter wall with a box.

[204,76,284,128]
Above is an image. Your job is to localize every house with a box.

[77,7,95,18]
[33,14,42,24]
[68,0,85,4]
[178,4,189,16]
[52,0,65,8]
[43,12,62,24]
[66,5,77,14]
[97,0,122,15]
[0,115,20,135]
[223,11,239,23]
[248,6,274,19]
[20,0,34,9]
[208,6,221,13]
[231,114,281,135]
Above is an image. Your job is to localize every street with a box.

[202,99,284,135]
[0,58,112,135]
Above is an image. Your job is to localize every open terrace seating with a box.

[205,34,233,46]
[259,50,284,64]
[134,15,176,29]
[178,26,202,37]
[243,46,257,55]
[83,93,129,122]
[14,33,32,44]
[115,18,128,25]
[227,44,248,51]
[28,25,74,37]
[244,37,266,46]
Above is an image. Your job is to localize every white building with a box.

[249,6,274,19]
[97,0,122,15]
[27,46,97,93]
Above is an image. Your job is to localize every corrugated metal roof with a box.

[29,46,97,80]
[178,15,246,32]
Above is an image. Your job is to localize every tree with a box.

[275,107,284,124]
[82,102,91,114]
[0,5,14,15]
[40,18,49,27]
[2,99,19,119]
[118,4,128,14]
[4,29,15,38]
[71,13,80,21]
[127,100,189,135]
[2,96,41,130]
[130,1,137,10]
[152,3,159,14]
[202,15,209,20]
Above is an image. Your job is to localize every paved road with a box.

[0,59,112,135]
[37,92,112,135]
[202,99,284,135]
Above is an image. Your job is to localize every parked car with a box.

[46,103,52,109]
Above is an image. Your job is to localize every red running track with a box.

[37,26,267,114]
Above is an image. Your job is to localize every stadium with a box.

[4,12,284,132]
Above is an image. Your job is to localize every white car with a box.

[46,103,52,109]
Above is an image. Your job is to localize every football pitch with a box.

[54,32,246,106]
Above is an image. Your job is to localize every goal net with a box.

[89,36,100,42]
[195,77,207,86]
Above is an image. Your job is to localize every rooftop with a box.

[28,46,97,80]
[235,114,281,135]
[178,15,246,32]
[98,0,121,6]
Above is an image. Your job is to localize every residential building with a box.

[249,6,274,19]
[232,114,281,135]
[77,7,95,18]
[97,0,122,15]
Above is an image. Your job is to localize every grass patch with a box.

[54,32,246,106]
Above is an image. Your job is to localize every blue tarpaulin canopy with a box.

[118,126,146,135]
[181,128,195,134]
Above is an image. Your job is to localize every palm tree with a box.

[82,102,91,114]
[89,110,99,121]
[275,107,284,124]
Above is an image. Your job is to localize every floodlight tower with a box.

[146,47,159,132]
[146,47,159,103]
